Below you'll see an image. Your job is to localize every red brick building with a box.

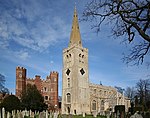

[16,66,59,110]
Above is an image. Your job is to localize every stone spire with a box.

[69,6,82,47]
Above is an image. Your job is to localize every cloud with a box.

[1,48,30,62]
[15,50,30,61]
[0,0,70,53]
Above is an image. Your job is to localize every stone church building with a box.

[62,7,130,115]
[16,66,59,110]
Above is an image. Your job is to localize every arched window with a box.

[92,100,96,110]
[101,100,104,111]
[67,93,71,103]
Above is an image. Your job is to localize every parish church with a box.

[61,7,130,115]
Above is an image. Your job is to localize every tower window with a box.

[68,83,70,87]
[67,93,71,103]
[79,54,81,57]
[68,78,70,87]
[66,69,71,76]
[80,68,85,75]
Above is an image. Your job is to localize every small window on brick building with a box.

[50,96,53,100]
[54,78,56,81]
[45,96,48,100]
[44,87,47,92]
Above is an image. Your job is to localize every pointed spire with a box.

[69,6,82,47]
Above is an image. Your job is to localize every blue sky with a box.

[0,0,149,95]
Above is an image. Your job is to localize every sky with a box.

[0,0,149,96]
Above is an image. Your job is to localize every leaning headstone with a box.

[7,112,10,118]
[39,111,45,118]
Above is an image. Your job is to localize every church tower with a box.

[62,7,90,115]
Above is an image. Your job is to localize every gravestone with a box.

[93,112,97,117]
[54,112,58,118]
[49,112,52,118]
[46,110,48,118]
[107,113,110,118]
[17,112,23,118]
[2,107,5,118]
[7,112,10,118]
[39,111,45,118]
[82,112,85,117]
[130,112,143,118]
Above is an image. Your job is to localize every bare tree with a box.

[0,74,9,94]
[0,74,5,90]
[136,79,150,107]
[82,0,150,65]
[125,86,135,102]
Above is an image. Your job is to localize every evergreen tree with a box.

[0,95,21,112]
[21,84,48,112]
